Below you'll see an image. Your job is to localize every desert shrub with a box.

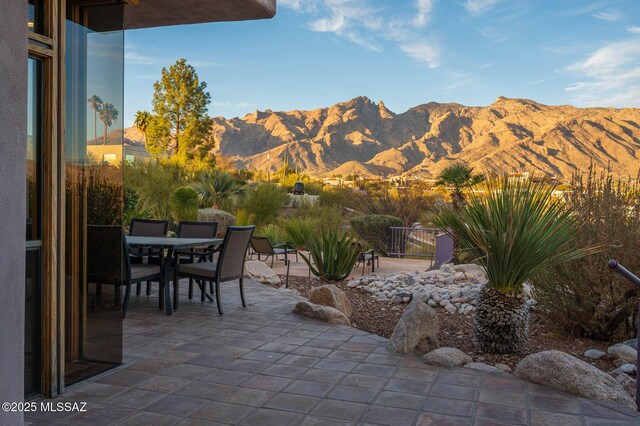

[283,217,319,249]
[235,208,257,226]
[123,187,154,226]
[125,160,189,219]
[319,187,358,208]
[197,208,236,237]
[350,214,402,256]
[192,170,249,211]
[240,183,288,225]
[293,204,351,230]
[300,229,361,282]
[85,169,123,225]
[256,224,290,246]
[534,167,640,341]
[354,188,436,226]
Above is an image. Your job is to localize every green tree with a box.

[133,110,151,143]
[434,177,599,354]
[98,102,118,145]
[435,163,483,209]
[88,94,103,144]
[148,58,215,164]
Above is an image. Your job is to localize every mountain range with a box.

[125,96,640,180]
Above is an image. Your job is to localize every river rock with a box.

[388,299,439,354]
[608,344,637,364]
[515,350,636,410]
[243,260,281,285]
[620,363,637,375]
[293,301,351,326]
[464,362,503,373]
[584,349,606,360]
[423,347,472,367]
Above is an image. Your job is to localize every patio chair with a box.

[128,218,169,296]
[174,226,255,315]
[174,221,219,303]
[352,243,379,275]
[249,236,298,267]
[87,225,122,309]
[122,233,163,318]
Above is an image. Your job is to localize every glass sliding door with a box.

[64,2,124,385]
[26,57,44,398]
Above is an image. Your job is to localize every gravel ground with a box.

[273,275,620,372]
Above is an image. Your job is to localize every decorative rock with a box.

[584,349,607,360]
[616,373,637,401]
[464,362,503,373]
[427,299,437,307]
[623,338,637,350]
[608,344,638,364]
[515,350,636,410]
[309,284,353,318]
[422,347,472,367]
[293,301,351,326]
[620,363,636,375]
[388,299,439,354]
[243,261,281,285]
[444,304,457,314]
[495,363,512,373]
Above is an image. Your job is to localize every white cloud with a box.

[628,26,640,34]
[593,9,624,22]
[280,0,442,67]
[565,39,640,107]
[399,42,440,68]
[413,0,435,28]
[464,0,502,15]
[124,51,158,65]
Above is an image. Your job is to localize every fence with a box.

[388,227,453,266]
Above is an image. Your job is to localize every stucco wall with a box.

[0,1,27,425]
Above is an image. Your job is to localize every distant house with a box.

[87,142,151,165]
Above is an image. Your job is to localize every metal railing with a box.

[608,259,640,410]
[388,227,441,260]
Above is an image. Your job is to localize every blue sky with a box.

[123,0,640,127]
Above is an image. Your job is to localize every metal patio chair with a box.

[250,236,298,267]
[129,218,169,296]
[174,226,255,315]
[174,221,219,304]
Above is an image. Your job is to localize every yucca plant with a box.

[300,230,361,282]
[434,176,598,354]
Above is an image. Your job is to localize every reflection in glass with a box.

[25,57,43,398]
[64,4,124,385]
[27,0,43,33]
[27,59,42,241]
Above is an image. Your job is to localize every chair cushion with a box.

[273,248,287,255]
[131,264,161,281]
[180,262,218,278]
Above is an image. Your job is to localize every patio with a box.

[25,280,640,425]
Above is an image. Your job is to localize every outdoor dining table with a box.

[126,236,223,315]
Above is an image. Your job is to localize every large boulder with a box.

[308,284,353,318]
[608,344,637,364]
[244,261,281,285]
[515,350,636,410]
[423,347,472,367]
[293,301,351,326]
[388,299,439,354]
[197,208,236,238]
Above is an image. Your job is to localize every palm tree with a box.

[87,95,103,144]
[134,110,151,143]
[435,163,483,210]
[434,176,599,354]
[191,170,249,211]
[98,102,119,145]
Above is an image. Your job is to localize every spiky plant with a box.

[435,163,482,210]
[191,170,249,211]
[433,176,598,354]
[235,208,257,226]
[170,186,199,222]
[299,230,361,282]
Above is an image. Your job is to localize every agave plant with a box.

[433,176,598,354]
[299,230,361,282]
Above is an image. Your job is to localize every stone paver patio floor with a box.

[26,280,640,425]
